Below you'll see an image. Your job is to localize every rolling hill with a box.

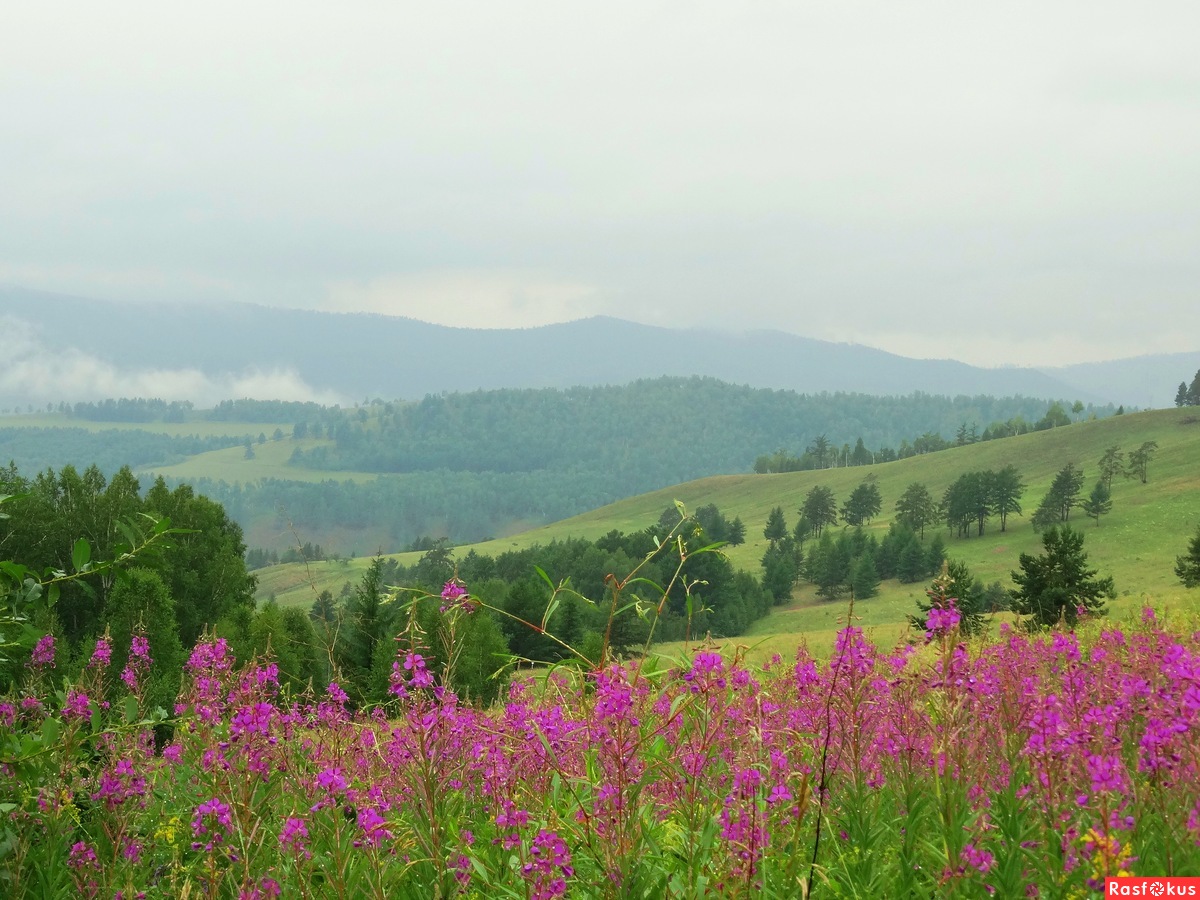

[254,407,1200,657]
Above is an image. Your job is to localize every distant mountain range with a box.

[3,286,1196,408]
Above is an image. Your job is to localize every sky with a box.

[2,2,1198,368]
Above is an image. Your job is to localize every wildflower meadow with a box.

[3,568,1199,897]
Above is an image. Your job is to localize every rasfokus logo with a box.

[1106,878,1200,896]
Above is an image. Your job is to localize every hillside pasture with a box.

[257,408,1200,656]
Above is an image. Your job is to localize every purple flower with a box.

[355,806,394,848]
[67,841,99,872]
[191,797,233,852]
[88,636,111,669]
[279,816,311,858]
[439,580,474,613]
[326,682,349,704]
[30,634,55,668]
[925,601,961,640]
[62,690,92,722]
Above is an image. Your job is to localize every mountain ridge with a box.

[4,285,1195,407]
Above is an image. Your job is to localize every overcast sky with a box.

[3,2,1198,367]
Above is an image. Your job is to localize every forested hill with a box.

[0,286,1160,406]
[136,380,1104,555]
[290,378,1095,480]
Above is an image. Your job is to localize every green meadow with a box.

[255,407,1200,658]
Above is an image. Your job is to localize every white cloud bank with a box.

[0,316,345,409]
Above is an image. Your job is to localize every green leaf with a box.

[541,593,560,631]
[72,538,91,573]
[533,565,554,590]
[40,717,59,747]
[124,695,139,725]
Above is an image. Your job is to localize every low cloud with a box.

[324,271,600,329]
[0,315,345,408]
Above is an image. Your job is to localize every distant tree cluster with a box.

[68,398,194,422]
[311,505,770,704]
[758,497,954,604]
[752,400,1108,475]
[0,427,244,478]
[1174,369,1200,407]
[940,466,1025,538]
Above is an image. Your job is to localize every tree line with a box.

[1174,369,1200,407]
[752,400,1107,474]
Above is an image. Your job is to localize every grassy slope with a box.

[138,437,382,484]
[255,408,1200,658]
[0,412,289,439]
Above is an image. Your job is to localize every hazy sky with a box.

[3,2,1198,367]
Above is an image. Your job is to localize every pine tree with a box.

[1098,446,1124,490]
[1010,526,1114,628]
[895,482,936,538]
[763,506,789,545]
[1126,441,1159,484]
[850,554,880,599]
[1176,524,1200,588]
[1081,481,1113,526]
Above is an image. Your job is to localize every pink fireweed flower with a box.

[925,600,961,641]
[355,806,394,848]
[62,689,92,722]
[240,878,282,900]
[88,636,111,669]
[279,817,311,858]
[191,797,233,852]
[961,843,995,874]
[93,758,147,808]
[121,633,152,691]
[683,651,726,693]
[30,633,55,668]
[327,682,349,704]
[522,829,574,900]
[129,634,151,665]
[1086,753,1127,794]
[440,579,473,613]
[390,650,434,697]
[67,841,100,872]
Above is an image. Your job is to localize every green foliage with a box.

[909,559,989,636]
[989,464,1025,532]
[1126,440,1159,484]
[1179,369,1200,407]
[897,538,928,584]
[1031,462,1085,531]
[894,482,936,538]
[143,477,256,647]
[1098,445,1125,489]
[760,542,798,603]
[1176,524,1200,588]
[1009,526,1114,628]
[841,477,882,527]
[104,568,185,710]
[1081,480,1113,526]
[850,553,880,600]
[763,506,788,545]
[799,485,838,538]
